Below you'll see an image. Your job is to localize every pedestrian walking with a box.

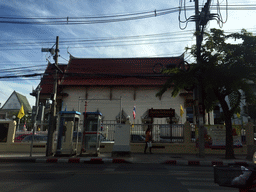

[144,128,153,154]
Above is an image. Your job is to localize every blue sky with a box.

[0,0,255,108]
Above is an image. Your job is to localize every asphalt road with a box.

[0,163,238,192]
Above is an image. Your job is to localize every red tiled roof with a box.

[61,57,183,86]
[62,76,168,86]
[40,63,67,94]
[39,57,183,95]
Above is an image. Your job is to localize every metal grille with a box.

[101,122,184,143]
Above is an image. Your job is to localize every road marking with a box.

[169,172,190,176]
[104,168,115,172]
[177,177,214,181]
[103,164,119,172]
[180,181,219,187]
[168,170,213,176]
[188,189,237,192]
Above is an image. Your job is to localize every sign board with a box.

[148,108,175,118]
[204,125,242,147]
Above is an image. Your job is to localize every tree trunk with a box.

[224,116,235,159]
[218,94,235,159]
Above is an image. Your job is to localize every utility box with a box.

[112,124,131,157]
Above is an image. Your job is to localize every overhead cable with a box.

[0,4,255,25]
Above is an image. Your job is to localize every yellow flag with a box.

[17,104,25,119]
[236,113,241,118]
[180,105,184,117]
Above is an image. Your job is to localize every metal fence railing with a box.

[101,123,185,143]
[14,122,186,143]
[15,122,48,132]
[130,124,184,143]
[101,121,117,141]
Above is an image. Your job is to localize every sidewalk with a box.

[0,152,254,166]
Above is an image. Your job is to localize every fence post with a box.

[184,121,191,144]
[246,122,255,160]
[7,120,17,144]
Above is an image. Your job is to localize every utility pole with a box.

[194,0,205,158]
[30,85,41,157]
[194,0,212,158]
[44,36,59,156]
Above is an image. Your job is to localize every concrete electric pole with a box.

[42,36,59,156]
[194,0,212,158]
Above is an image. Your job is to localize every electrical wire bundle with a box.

[215,0,228,28]
[178,0,229,29]
[0,65,46,80]
[179,0,195,30]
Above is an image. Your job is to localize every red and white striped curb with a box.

[35,157,252,166]
[35,157,129,164]
[163,160,251,166]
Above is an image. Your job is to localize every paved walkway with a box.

[0,152,254,166]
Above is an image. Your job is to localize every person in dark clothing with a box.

[144,128,153,154]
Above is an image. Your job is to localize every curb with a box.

[35,157,131,164]
[0,157,37,163]
[0,157,253,166]
[163,160,252,167]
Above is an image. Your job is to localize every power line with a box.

[0,30,195,47]
[67,39,193,49]
[0,73,43,79]
[0,38,195,51]
[0,65,46,71]
[0,4,255,25]
[1,26,256,51]
[0,31,196,52]
[0,7,179,25]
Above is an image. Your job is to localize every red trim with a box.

[188,161,200,166]
[46,158,58,163]
[68,158,80,163]
[112,159,126,163]
[164,160,177,165]
[212,161,223,166]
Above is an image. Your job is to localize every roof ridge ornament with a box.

[67,47,76,60]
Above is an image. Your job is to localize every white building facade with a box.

[39,56,217,127]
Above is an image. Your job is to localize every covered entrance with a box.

[146,108,184,143]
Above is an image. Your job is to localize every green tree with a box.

[157,28,256,159]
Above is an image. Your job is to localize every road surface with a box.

[0,163,238,192]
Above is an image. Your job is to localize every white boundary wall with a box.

[61,86,186,125]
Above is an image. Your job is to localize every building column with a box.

[209,111,214,125]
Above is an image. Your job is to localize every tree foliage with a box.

[157,28,256,159]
